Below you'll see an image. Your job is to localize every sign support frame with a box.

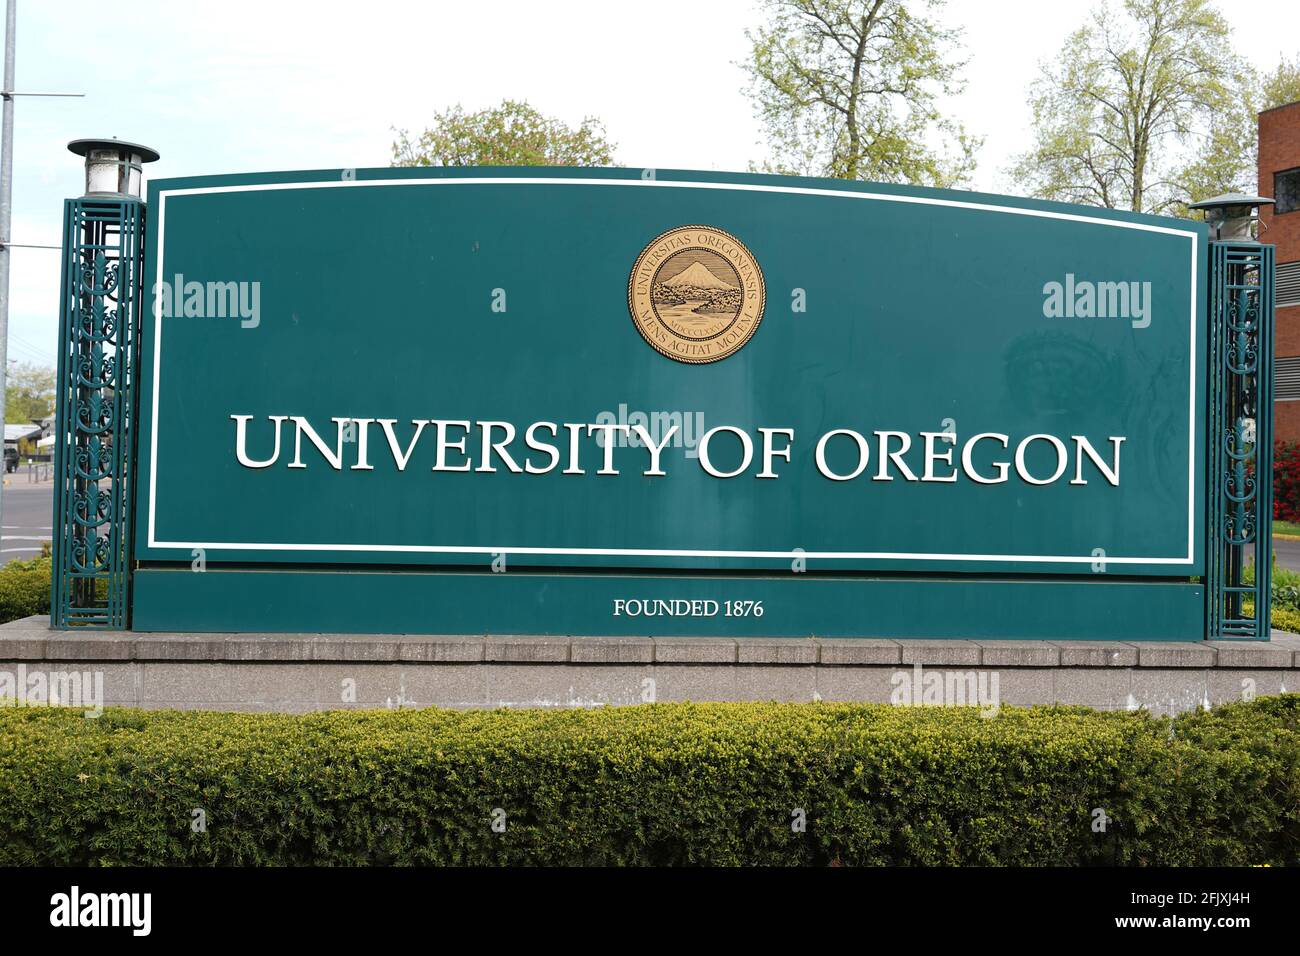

[50,197,145,628]
[1205,240,1275,640]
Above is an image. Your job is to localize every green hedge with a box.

[0,697,1296,865]
[0,552,50,625]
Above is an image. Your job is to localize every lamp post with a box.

[51,138,157,628]
[1188,193,1275,242]
[1194,193,1277,639]
[66,139,160,199]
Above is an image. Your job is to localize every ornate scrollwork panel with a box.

[52,200,145,629]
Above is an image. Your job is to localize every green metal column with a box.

[50,198,145,628]
[1206,241,1275,639]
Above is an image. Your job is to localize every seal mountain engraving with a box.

[627,225,765,364]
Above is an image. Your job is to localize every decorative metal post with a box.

[51,139,158,629]
[1194,194,1276,639]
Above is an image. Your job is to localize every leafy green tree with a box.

[5,363,54,425]
[392,100,616,168]
[1012,0,1252,215]
[1175,54,1300,211]
[742,0,979,187]
[1258,55,1300,112]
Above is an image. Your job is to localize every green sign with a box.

[132,167,1208,638]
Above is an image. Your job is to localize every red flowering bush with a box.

[1276,441,1300,523]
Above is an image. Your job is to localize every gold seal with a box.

[627,225,765,364]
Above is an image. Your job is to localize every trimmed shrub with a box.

[1271,605,1300,632]
[0,552,51,625]
[0,698,1295,866]
[1244,561,1300,621]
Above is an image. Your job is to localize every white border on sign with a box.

[147,177,1200,565]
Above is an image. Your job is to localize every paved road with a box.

[1273,535,1300,573]
[0,477,53,562]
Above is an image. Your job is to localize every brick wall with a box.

[1277,394,1300,442]
[1260,101,1300,257]
[1261,101,1300,441]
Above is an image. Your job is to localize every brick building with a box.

[1261,100,1300,440]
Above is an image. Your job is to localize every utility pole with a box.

[0,0,16,543]
[0,0,82,553]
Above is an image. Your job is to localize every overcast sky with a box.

[5,0,1298,368]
